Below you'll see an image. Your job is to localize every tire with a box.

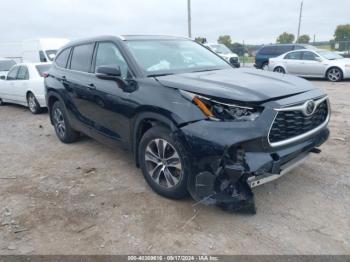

[0,98,4,106]
[326,67,343,82]
[138,126,190,199]
[262,62,269,70]
[27,92,42,114]
[274,66,285,74]
[51,101,80,143]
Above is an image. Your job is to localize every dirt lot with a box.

[0,80,349,255]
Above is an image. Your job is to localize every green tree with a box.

[217,35,232,47]
[194,37,206,44]
[276,32,295,44]
[334,24,350,51]
[297,34,311,44]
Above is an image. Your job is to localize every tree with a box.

[194,37,206,44]
[217,35,232,47]
[297,34,311,44]
[334,24,350,51]
[276,32,295,44]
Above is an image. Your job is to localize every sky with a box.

[0,0,349,44]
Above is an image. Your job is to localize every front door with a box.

[300,51,326,77]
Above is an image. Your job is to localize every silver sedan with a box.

[268,49,350,82]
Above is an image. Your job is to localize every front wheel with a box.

[27,92,41,114]
[138,126,190,199]
[326,67,343,82]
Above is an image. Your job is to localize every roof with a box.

[121,35,190,41]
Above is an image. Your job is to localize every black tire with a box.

[51,101,80,143]
[326,67,343,82]
[261,62,268,70]
[274,66,285,74]
[27,92,42,114]
[0,98,4,106]
[138,126,190,199]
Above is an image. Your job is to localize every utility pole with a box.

[296,1,303,43]
[187,0,192,38]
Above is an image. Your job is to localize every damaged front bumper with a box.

[177,116,330,214]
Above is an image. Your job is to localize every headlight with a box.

[180,90,262,121]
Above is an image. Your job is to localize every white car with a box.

[205,43,240,68]
[268,49,350,82]
[0,63,51,113]
[0,58,16,78]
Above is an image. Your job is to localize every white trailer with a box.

[0,38,69,63]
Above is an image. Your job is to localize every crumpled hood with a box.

[156,68,317,102]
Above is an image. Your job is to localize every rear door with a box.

[14,66,30,103]
[64,43,97,128]
[282,51,303,75]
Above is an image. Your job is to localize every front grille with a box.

[269,99,329,144]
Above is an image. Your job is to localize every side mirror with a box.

[96,65,121,80]
[0,75,6,80]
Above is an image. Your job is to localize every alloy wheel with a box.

[53,108,66,138]
[28,94,37,112]
[274,67,285,74]
[327,68,341,82]
[145,138,183,189]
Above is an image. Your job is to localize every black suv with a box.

[254,44,316,70]
[45,36,330,213]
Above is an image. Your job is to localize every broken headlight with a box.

[180,90,261,121]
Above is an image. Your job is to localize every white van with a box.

[0,38,69,63]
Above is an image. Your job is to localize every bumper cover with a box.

[179,118,330,214]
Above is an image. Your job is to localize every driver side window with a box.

[95,42,128,79]
[302,51,319,61]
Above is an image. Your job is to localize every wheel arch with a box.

[325,66,344,79]
[132,111,178,167]
[46,90,66,125]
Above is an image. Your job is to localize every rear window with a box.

[36,64,51,77]
[55,48,71,68]
[0,60,16,71]
[258,46,276,55]
[70,43,95,72]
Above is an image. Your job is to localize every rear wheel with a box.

[27,92,41,114]
[52,101,80,143]
[326,67,343,82]
[274,66,285,74]
[138,126,189,199]
[262,62,269,70]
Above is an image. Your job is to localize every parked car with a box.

[268,49,350,82]
[0,58,16,79]
[45,36,330,213]
[254,44,316,70]
[0,63,51,113]
[0,38,69,63]
[205,43,240,68]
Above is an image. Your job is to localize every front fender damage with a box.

[187,148,256,214]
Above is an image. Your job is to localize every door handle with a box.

[88,83,96,90]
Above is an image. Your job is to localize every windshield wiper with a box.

[148,73,175,77]
[192,68,221,73]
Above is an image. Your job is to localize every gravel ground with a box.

[0,79,349,255]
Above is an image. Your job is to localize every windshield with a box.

[209,44,232,54]
[126,40,229,76]
[0,60,16,71]
[318,50,343,60]
[46,50,57,61]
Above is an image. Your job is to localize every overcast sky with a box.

[0,0,349,44]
